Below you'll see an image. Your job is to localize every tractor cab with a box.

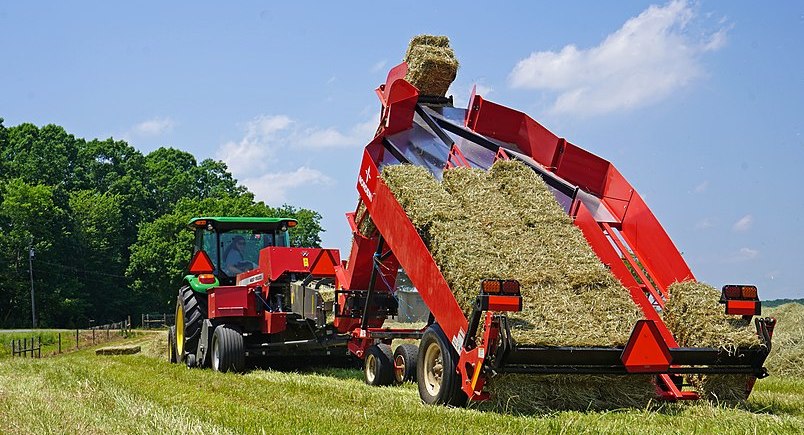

[188,217,297,285]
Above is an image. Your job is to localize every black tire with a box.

[393,344,418,384]
[185,353,197,368]
[363,343,394,386]
[168,326,177,363]
[416,324,467,406]
[211,324,245,373]
[175,285,207,362]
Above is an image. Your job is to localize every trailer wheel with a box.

[175,285,207,362]
[417,324,467,406]
[167,326,177,363]
[393,344,418,384]
[364,344,394,386]
[211,324,245,373]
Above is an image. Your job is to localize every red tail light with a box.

[198,274,216,284]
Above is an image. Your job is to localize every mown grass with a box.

[0,333,802,434]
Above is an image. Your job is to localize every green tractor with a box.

[169,216,297,369]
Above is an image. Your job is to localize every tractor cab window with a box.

[220,230,279,277]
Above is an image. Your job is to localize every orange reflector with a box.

[481,280,501,294]
[194,220,207,227]
[188,250,215,274]
[621,320,672,373]
[287,220,297,227]
[198,274,216,284]
[741,286,758,299]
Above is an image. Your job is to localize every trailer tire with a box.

[364,343,394,386]
[167,326,177,363]
[393,344,418,384]
[211,324,245,373]
[417,324,467,406]
[175,285,207,363]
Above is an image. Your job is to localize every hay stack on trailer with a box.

[663,281,762,402]
[383,161,655,411]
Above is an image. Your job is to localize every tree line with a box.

[0,118,323,328]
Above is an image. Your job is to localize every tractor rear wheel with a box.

[175,286,207,363]
[393,344,418,384]
[167,325,177,363]
[211,324,245,373]
[417,324,467,406]
[363,343,394,386]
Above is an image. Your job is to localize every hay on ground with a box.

[403,35,458,96]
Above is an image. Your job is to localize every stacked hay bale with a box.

[663,281,764,402]
[403,35,459,97]
[382,160,655,412]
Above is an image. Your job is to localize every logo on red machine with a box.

[358,164,375,203]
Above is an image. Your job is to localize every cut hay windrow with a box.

[403,34,458,97]
[663,281,764,402]
[382,160,656,410]
[764,303,804,378]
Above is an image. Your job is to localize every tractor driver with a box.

[223,235,250,276]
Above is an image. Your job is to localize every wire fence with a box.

[6,319,132,358]
[141,313,174,329]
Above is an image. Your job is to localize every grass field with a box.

[0,331,802,434]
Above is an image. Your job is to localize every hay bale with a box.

[663,281,761,351]
[663,281,762,402]
[381,161,655,411]
[478,374,656,414]
[403,34,458,96]
[763,303,804,377]
[95,345,141,356]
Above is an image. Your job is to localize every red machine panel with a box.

[208,286,258,318]
[258,247,341,282]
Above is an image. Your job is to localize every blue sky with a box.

[1,1,802,299]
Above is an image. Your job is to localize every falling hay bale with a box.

[663,281,762,402]
[382,160,655,411]
[403,34,459,97]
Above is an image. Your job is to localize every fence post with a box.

[24,338,27,357]
[92,328,95,344]
[37,336,41,358]
[58,333,62,354]
[75,329,79,350]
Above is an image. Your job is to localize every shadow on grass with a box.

[247,355,363,381]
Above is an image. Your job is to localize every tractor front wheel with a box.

[175,286,207,363]
[363,343,394,386]
[167,325,177,363]
[211,324,245,373]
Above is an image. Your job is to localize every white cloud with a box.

[732,214,753,232]
[694,217,714,230]
[216,115,293,178]
[721,247,759,264]
[693,180,709,194]
[301,118,377,148]
[217,114,375,202]
[241,167,333,205]
[132,117,174,136]
[371,59,388,73]
[509,0,727,115]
